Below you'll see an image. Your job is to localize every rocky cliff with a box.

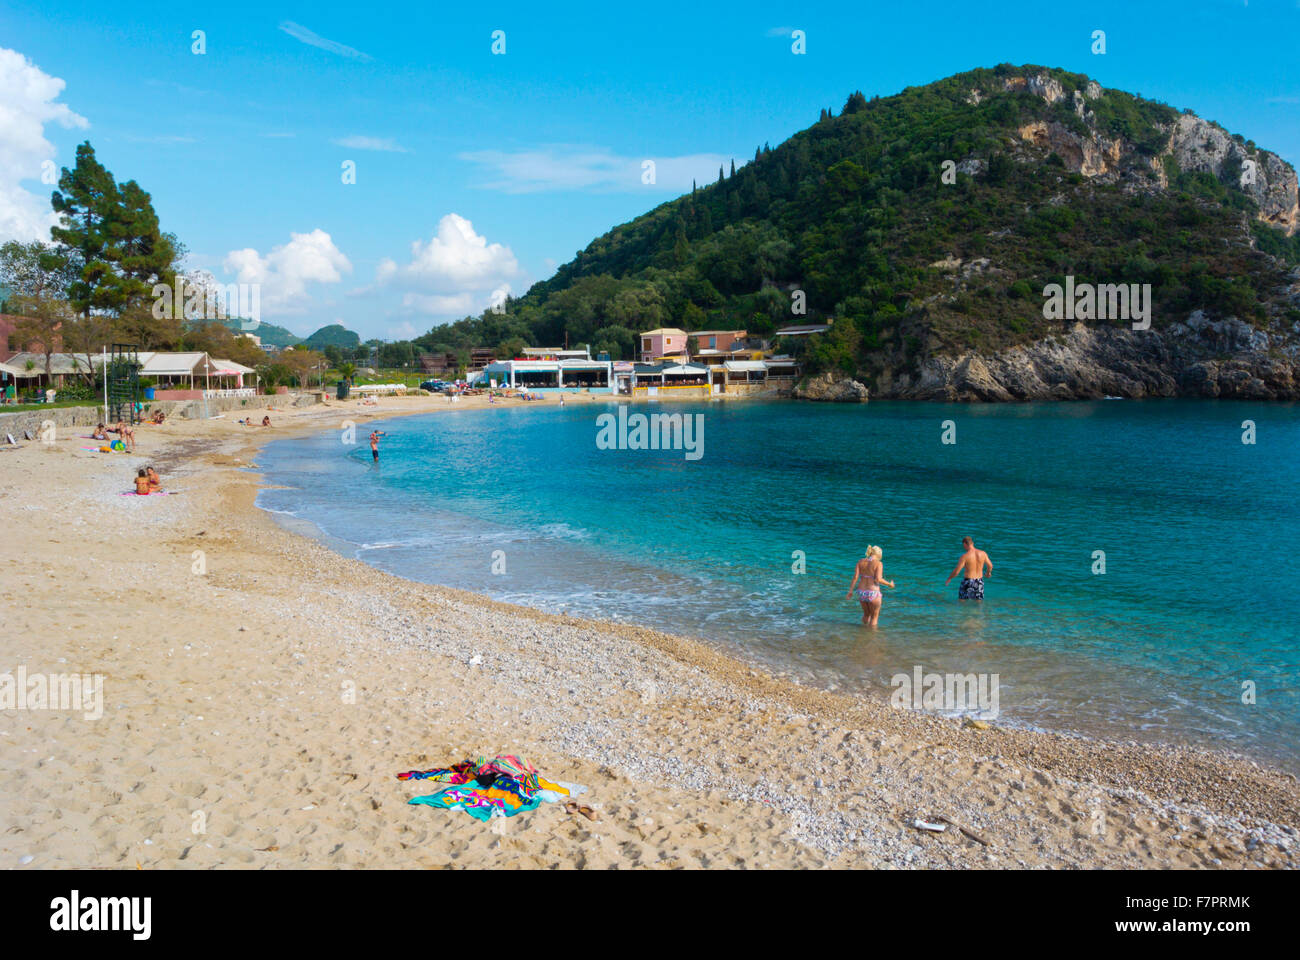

[879,309,1299,401]
[792,373,870,402]
[999,72,1299,236]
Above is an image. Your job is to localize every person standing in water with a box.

[945,536,993,600]
[846,544,895,628]
[368,429,387,463]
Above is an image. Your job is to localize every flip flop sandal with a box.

[564,801,599,822]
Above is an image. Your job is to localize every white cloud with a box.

[369,213,520,318]
[386,320,420,340]
[278,21,373,62]
[0,48,89,244]
[461,145,740,194]
[223,229,352,316]
[332,135,409,153]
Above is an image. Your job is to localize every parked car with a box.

[419,379,451,393]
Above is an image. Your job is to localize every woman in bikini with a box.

[845,544,895,628]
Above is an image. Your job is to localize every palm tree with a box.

[337,362,357,385]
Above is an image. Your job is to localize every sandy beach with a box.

[1,393,1296,870]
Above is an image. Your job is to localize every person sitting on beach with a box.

[134,468,151,495]
[846,544,895,628]
[945,536,993,601]
[149,410,166,424]
[261,415,271,426]
[145,466,162,491]
[91,423,108,440]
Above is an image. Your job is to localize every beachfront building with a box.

[482,357,614,394]
[631,362,717,398]
[0,350,257,400]
[688,329,747,354]
[774,321,834,338]
[139,353,256,397]
[639,328,688,363]
[1,352,95,389]
[0,357,39,402]
[521,347,592,361]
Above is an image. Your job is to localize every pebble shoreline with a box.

[1,394,1295,869]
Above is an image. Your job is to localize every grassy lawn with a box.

[0,399,102,412]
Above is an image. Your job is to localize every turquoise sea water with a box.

[256,399,1300,771]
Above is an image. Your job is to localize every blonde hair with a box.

[865,545,883,560]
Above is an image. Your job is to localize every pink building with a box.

[639,327,688,362]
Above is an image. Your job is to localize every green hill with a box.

[302,324,361,350]
[425,64,1300,399]
[212,317,301,349]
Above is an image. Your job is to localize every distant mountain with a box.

[211,317,301,349]
[437,64,1300,399]
[302,324,361,350]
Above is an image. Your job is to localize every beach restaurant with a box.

[0,358,40,402]
[482,357,615,394]
[139,352,256,399]
[631,362,717,398]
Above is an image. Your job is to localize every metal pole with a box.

[102,345,108,423]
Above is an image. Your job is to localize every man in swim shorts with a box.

[945,536,993,601]
[369,429,386,462]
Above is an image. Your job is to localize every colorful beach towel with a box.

[398,755,574,821]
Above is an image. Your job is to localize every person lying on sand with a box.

[134,468,151,495]
[846,544,895,628]
[945,536,993,601]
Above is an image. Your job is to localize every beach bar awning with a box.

[660,363,710,375]
[139,352,211,377]
[723,360,768,373]
[0,360,40,378]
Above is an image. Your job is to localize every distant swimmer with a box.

[945,536,993,601]
[368,430,387,462]
[846,544,895,628]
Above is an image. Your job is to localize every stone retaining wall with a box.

[0,392,323,438]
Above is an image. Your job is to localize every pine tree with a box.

[49,142,119,317]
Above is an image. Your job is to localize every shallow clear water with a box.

[256,399,1300,771]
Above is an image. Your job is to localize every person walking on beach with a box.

[945,536,993,601]
[368,429,386,463]
[846,544,895,628]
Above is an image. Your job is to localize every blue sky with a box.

[2,0,1297,340]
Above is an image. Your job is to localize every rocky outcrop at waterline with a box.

[792,373,870,402]
[875,315,1300,401]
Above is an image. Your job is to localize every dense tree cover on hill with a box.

[417,64,1299,378]
[301,323,361,350]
